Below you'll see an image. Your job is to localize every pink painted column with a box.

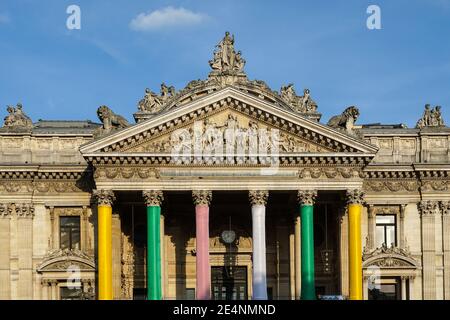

[193,190,212,300]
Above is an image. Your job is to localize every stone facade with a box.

[0,33,449,300]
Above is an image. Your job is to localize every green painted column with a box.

[143,191,164,300]
[298,190,317,300]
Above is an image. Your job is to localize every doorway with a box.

[211,266,248,300]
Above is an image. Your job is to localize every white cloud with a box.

[130,6,208,31]
[0,13,10,24]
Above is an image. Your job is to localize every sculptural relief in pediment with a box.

[122,110,333,154]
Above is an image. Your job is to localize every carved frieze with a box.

[94,167,160,180]
[363,180,419,193]
[298,167,363,179]
[249,190,269,206]
[420,180,450,192]
[362,243,418,268]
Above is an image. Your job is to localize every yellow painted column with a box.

[94,190,115,300]
[347,189,364,301]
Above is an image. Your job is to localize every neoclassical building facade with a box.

[0,33,449,300]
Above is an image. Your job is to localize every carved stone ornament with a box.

[37,248,95,272]
[142,190,164,207]
[418,200,438,216]
[297,190,317,206]
[416,104,445,129]
[0,203,10,218]
[346,189,365,205]
[138,84,177,113]
[249,190,269,206]
[192,190,212,206]
[280,84,318,114]
[92,189,116,207]
[441,201,450,215]
[2,103,33,129]
[327,106,360,133]
[362,243,418,268]
[96,105,129,135]
[7,203,35,219]
[209,31,246,75]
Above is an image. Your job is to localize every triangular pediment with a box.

[80,87,377,162]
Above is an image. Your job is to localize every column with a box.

[440,201,450,300]
[399,204,406,249]
[346,189,364,300]
[161,210,167,299]
[111,213,121,299]
[401,276,407,300]
[0,204,11,299]
[419,200,437,300]
[297,190,317,300]
[192,190,212,300]
[294,214,301,299]
[339,207,349,297]
[16,203,34,299]
[50,280,58,300]
[93,189,115,300]
[143,190,164,300]
[367,205,375,250]
[41,280,49,300]
[249,190,269,300]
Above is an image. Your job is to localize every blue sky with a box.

[0,0,449,127]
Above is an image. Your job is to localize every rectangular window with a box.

[60,216,81,250]
[375,214,396,248]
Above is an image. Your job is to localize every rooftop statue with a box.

[416,104,445,128]
[96,105,129,134]
[327,106,360,134]
[280,84,318,113]
[2,103,33,129]
[209,31,246,74]
[138,83,176,113]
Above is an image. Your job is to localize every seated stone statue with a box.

[2,103,33,129]
[327,106,360,133]
[97,105,129,133]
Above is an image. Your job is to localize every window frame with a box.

[375,214,397,248]
[59,215,81,251]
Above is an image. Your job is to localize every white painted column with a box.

[249,190,268,300]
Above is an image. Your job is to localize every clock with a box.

[221,230,236,244]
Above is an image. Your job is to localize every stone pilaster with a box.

[0,204,11,299]
[367,204,375,250]
[418,200,438,300]
[441,201,450,300]
[112,213,121,300]
[14,203,35,300]
[399,204,407,249]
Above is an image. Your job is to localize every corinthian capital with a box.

[297,190,317,206]
[192,190,212,206]
[418,200,438,216]
[0,203,10,218]
[440,201,450,215]
[14,203,35,219]
[346,189,365,205]
[249,190,269,206]
[143,190,164,207]
[93,189,116,207]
